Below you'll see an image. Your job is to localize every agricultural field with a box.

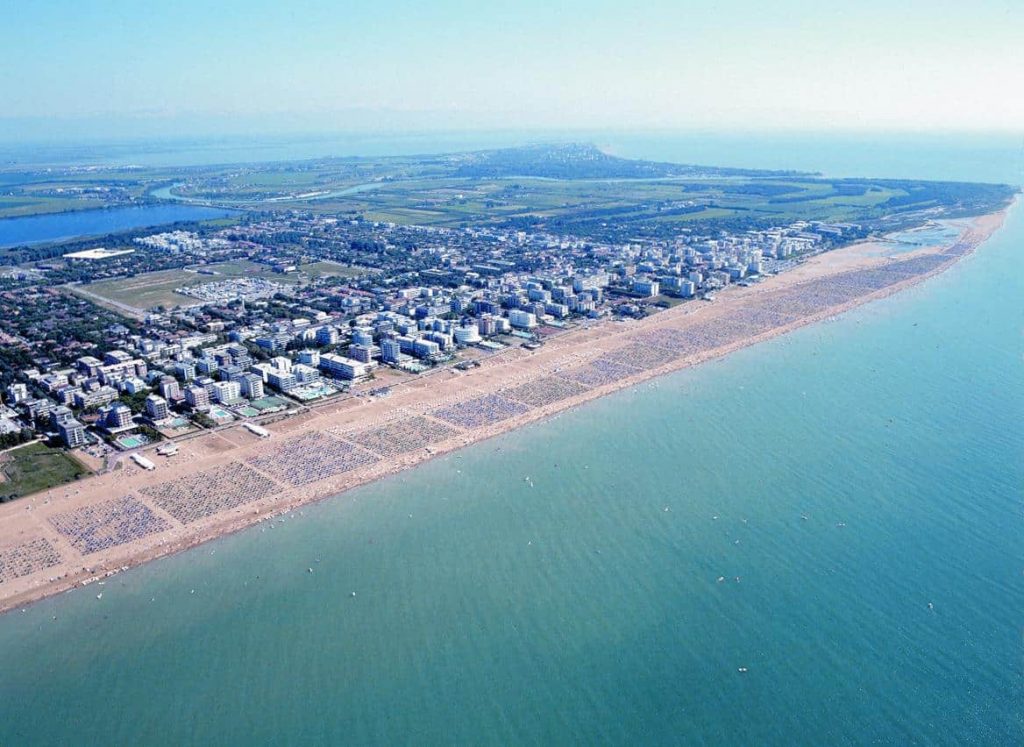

[0,194,112,219]
[226,172,962,237]
[3,144,1013,238]
[0,165,184,218]
[0,442,91,500]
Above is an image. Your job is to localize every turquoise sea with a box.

[0,137,1022,745]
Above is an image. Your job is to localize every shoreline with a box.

[0,204,1012,615]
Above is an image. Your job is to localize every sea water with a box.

[0,138,1021,745]
[3,130,1021,183]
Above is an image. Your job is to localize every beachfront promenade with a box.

[0,214,1003,611]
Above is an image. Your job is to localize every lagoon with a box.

[0,204,236,249]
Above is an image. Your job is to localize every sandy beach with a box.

[0,207,1010,614]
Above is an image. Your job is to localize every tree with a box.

[192,412,216,429]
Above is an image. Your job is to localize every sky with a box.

[1,0,1022,141]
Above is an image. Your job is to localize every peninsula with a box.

[0,145,1015,612]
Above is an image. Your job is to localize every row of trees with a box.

[0,428,34,450]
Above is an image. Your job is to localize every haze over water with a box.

[0,135,1021,745]
[4,129,1021,182]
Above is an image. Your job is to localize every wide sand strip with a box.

[0,207,1010,613]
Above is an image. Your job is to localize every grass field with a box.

[71,259,365,310]
[0,195,111,219]
[75,268,219,310]
[0,442,90,500]
[254,174,919,232]
[299,260,373,278]
[3,144,1010,238]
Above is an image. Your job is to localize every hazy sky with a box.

[2,0,1021,139]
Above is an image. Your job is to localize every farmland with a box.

[2,144,1013,243]
[156,152,1007,241]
